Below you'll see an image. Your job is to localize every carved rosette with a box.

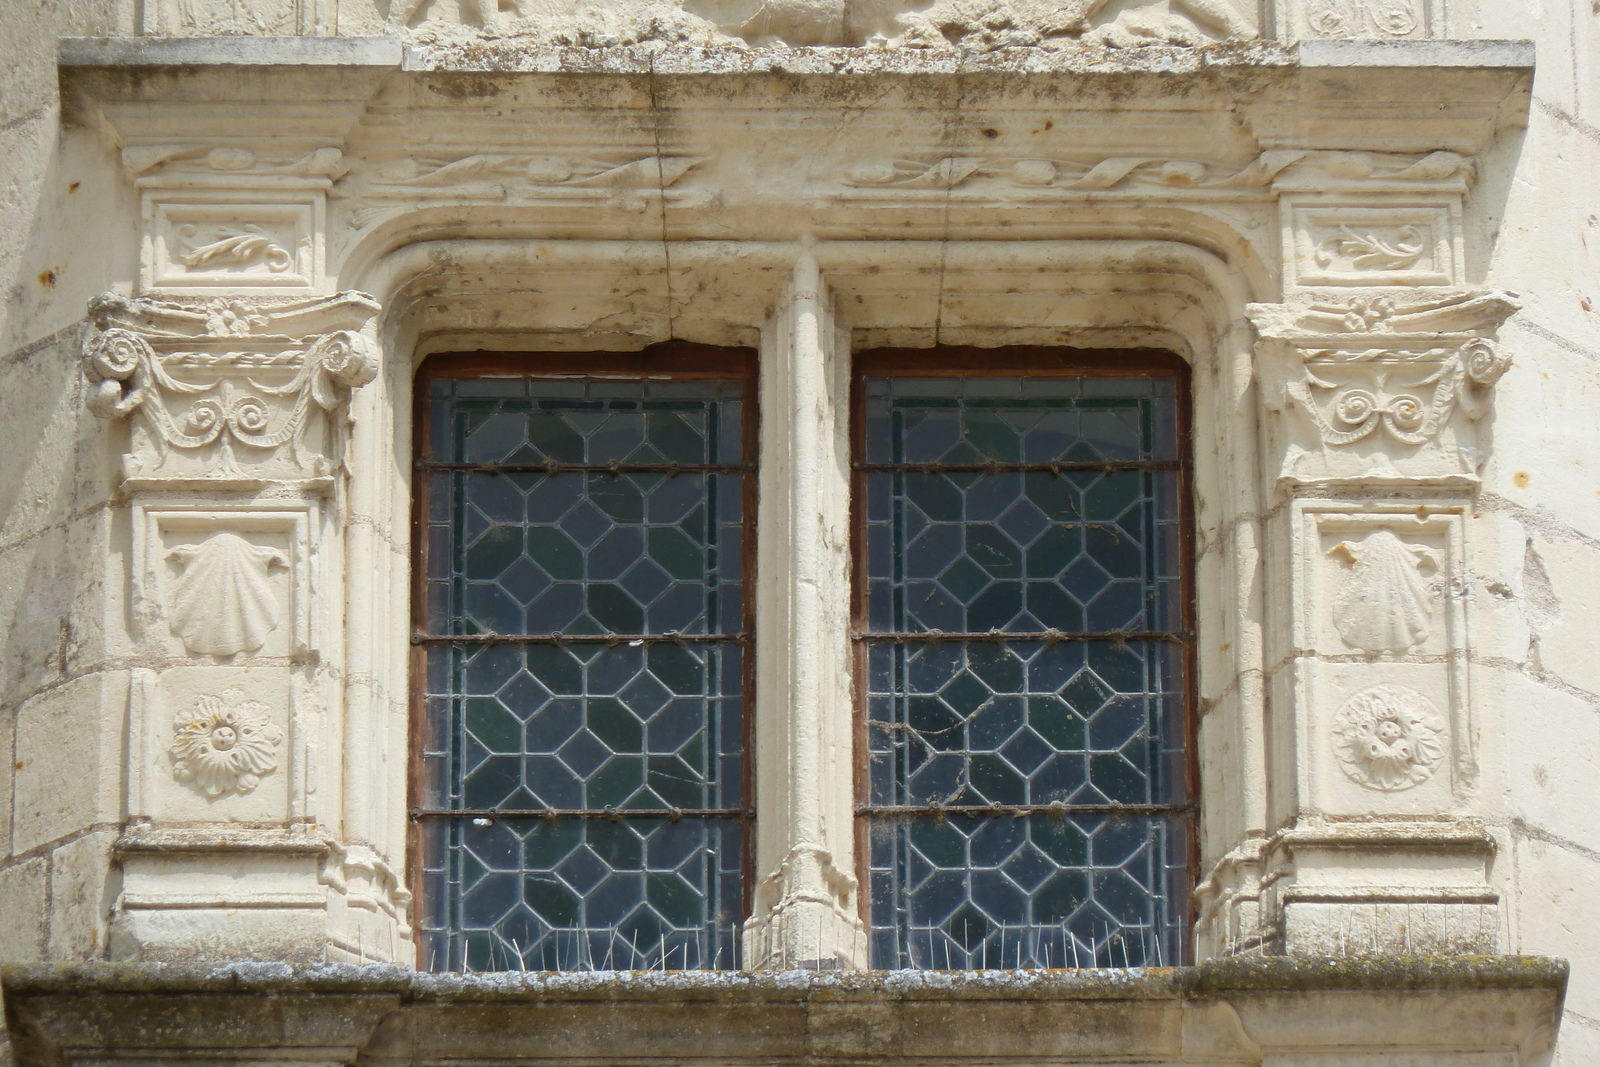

[170,689,284,798]
[1248,291,1519,486]
[82,291,380,487]
[1331,684,1447,791]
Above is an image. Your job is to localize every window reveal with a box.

[413,351,755,972]
[854,352,1196,970]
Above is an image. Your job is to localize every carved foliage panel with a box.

[1285,200,1460,288]
[1289,499,1473,815]
[146,195,319,290]
[1279,0,1441,40]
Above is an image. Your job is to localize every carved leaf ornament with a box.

[170,688,284,798]
[167,532,288,656]
[1328,530,1436,653]
[1332,685,1446,791]
[177,224,294,273]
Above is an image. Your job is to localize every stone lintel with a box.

[1,958,1569,1066]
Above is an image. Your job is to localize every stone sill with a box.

[1,955,1570,999]
[1,957,1569,1067]
[57,35,1534,76]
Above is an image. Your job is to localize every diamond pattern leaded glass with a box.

[861,372,1191,969]
[419,370,749,973]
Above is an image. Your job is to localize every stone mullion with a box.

[742,249,867,970]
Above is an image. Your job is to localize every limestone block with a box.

[0,857,48,962]
[1473,668,1600,857]
[48,831,118,960]
[1462,509,1534,667]
[1510,830,1600,1024]
[0,701,13,859]
[1521,533,1600,699]
[12,672,126,855]
[0,513,117,706]
[0,337,94,552]
[110,842,329,962]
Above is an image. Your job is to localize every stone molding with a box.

[0,960,1568,1066]
[83,291,380,490]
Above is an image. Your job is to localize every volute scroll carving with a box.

[1248,291,1519,487]
[82,291,381,487]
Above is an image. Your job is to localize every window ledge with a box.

[1,957,1568,1066]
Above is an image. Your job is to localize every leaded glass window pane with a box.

[858,364,1193,970]
[418,361,751,973]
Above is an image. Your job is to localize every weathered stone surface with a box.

[0,959,1570,1066]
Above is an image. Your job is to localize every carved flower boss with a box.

[1332,685,1447,791]
[170,689,283,797]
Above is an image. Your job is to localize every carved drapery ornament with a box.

[82,291,380,488]
[1249,291,1519,486]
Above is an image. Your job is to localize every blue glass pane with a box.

[421,817,744,972]
[867,812,1189,969]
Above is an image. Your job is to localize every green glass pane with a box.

[646,873,703,927]
[647,526,705,581]
[525,527,584,580]
[910,818,967,867]
[588,697,643,753]
[465,699,523,754]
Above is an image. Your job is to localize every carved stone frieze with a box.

[1292,0,1435,40]
[337,153,708,230]
[83,291,380,488]
[391,0,1257,49]
[831,148,1473,206]
[1249,291,1519,486]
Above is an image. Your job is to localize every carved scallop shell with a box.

[166,532,288,656]
[1327,529,1436,653]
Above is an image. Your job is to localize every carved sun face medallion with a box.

[169,688,284,798]
[1331,684,1447,791]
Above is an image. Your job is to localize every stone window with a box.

[856,350,1194,969]
[411,343,1192,972]
[413,348,757,972]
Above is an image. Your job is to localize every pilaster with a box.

[82,285,405,962]
[1212,142,1520,956]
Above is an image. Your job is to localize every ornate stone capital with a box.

[83,291,380,490]
[1248,290,1519,488]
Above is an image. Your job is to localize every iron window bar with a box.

[416,459,753,475]
[857,802,1197,818]
[412,807,753,821]
[853,460,1182,474]
[412,631,751,646]
[853,629,1193,645]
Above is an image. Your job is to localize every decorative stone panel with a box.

[1250,291,1519,488]
[1288,497,1474,811]
[82,291,379,490]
